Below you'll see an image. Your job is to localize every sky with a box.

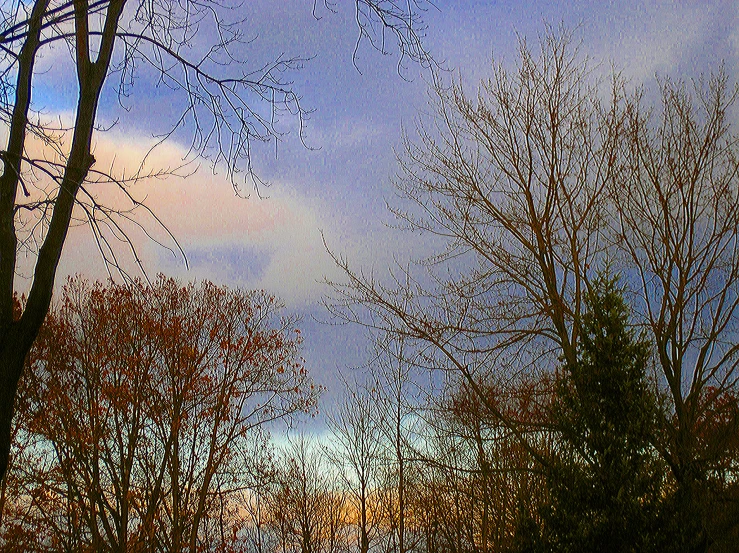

[22,0,739,416]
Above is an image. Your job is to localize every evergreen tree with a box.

[541,275,664,553]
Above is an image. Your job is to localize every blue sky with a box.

[27,0,739,413]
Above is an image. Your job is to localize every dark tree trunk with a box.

[0,0,126,484]
[0,324,36,480]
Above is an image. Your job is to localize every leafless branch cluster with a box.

[327,29,739,548]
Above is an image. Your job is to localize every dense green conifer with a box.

[542,275,664,553]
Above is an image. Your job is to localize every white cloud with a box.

[14,129,346,307]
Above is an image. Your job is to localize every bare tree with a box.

[329,29,739,551]
[614,73,739,546]
[268,434,350,553]
[329,27,618,470]
[0,0,432,482]
[326,381,384,553]
[368,337,423,553]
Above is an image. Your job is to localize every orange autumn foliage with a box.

[0,276,317,552]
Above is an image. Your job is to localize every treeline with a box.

[324,29,739,553]
[1,275,737,552]
[319,276,739,553]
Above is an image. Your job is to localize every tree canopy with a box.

[2,276,316,550]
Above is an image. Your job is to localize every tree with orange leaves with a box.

[0,276,317,552]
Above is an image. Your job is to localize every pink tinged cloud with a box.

[14,129,341,306]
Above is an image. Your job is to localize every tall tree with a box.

[0,0,430,482]
[369,338,421,553]
[329,29,739,550]
[326,383,383,553]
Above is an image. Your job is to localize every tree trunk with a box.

[0,324,36,481]
[0,0,125,485]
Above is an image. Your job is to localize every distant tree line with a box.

[1,273,737,552]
